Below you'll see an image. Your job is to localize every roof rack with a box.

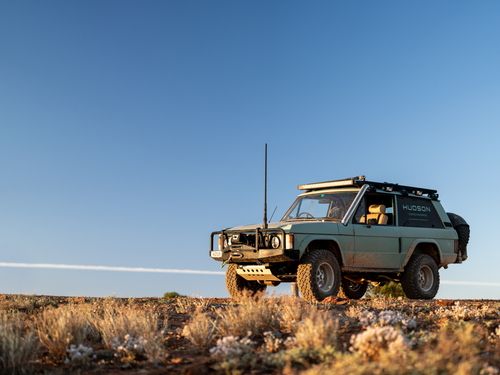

[298,176,439,199]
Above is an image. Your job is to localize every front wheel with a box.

[297,250,341,302]
[225,264,267,300]
[338,278,368,299]
[401,254,440,299]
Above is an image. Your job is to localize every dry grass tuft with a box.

[37,304,95,361]
[345,305,364,319]
[368,297,396,311]
[215,292,280,338]
[95,303,166,363]
[277,296,312,332]
[290,309,338,351]
[0,312,39,374]
[182,309,216,348]
[96,303,156,346]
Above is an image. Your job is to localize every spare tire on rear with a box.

[447,213,470,260]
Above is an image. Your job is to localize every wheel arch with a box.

[299,236,344,266]
[401,239,442,268]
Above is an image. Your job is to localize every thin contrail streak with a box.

[0,262,225,275]
[0,263,498,286]
[441,280,500,287]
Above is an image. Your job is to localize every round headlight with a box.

[271,236,280,249]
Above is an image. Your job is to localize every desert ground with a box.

[1,293,500,374]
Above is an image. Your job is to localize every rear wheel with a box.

[297,250,341,302]
[338,278,368,299]
[401,254,439,299]
[225,264,267,300]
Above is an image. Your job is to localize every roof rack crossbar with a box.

[359,181,437,197]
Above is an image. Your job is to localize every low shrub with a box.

[290,310,338,351]
[164,292,186,299]
[350,326,411,359]
[366,282,406,299]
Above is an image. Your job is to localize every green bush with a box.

[163,292,186,299]
[366,282,406,298]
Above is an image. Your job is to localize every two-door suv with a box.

[210,176,469,301]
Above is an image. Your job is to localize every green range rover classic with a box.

[210,176,469,301]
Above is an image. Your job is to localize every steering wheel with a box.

[298,212,314,219]
[329,197,346,218]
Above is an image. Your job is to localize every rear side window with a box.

[396,196,444,228]
[353,193,395,225]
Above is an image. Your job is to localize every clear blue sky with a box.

[1,1,499,299]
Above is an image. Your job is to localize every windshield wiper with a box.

[282,218,317,222]
[282,217,340,222]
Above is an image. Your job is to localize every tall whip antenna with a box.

[263,143,268,229]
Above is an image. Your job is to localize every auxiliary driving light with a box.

[271,235,280,249]
[298,176,365,190]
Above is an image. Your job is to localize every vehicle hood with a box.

[224,221,342,235]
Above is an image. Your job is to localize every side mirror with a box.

[367,218,377,228]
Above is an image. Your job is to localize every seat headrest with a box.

[369,204,386,214]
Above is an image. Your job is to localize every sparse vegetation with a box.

[366,281,406,298]
[0,293,498,374]
[182,309,216,348]
[163,292,186,298]
[0,312,39,374]
[214,291,280,338]
[37,304,95,361]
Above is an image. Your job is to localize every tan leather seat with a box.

[359,205,388,225]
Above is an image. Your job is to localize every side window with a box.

[353,194,395,225]
[396,196,444,228]
[354,199,366,223]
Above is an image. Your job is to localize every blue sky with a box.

[1,1,499,299]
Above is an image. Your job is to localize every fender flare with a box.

[297,235,345,265]
[401,239,442,268]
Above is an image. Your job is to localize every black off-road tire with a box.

[297,250,341,302]
[401,254,440,299]
[225,263,267,300]
[456,224,470,260]
[338,278,368,299]
[447,212,470,261]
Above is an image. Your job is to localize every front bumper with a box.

[210,228,299,263]
[210,248,300,263]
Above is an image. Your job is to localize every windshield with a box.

[281,192,358,222]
